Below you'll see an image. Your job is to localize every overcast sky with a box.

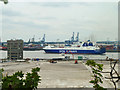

[0,0,118,42]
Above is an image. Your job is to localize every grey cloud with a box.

[32,2,72,7]
[2,9,23,17]
[35,17,57,21]
[19,21,50,29]
[40,17,56,20]
[3,18,50,30]
[39,2,93,7]
[1,2,117,42]
[67,18,98,28]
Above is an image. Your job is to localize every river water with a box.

[0,50,120,60]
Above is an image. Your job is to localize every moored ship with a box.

[43,41,106,54]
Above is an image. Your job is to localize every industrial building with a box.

[7,39,23,60]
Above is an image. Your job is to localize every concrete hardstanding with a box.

[1,61,114,88]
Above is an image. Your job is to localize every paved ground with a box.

[38,61,92,88]
[1,60,116,88]
[83,60,119,89]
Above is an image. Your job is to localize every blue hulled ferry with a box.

[43,41,106,54]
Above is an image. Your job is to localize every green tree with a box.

[1,67,41,90]
[86,60,106,90]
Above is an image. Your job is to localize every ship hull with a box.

[44,48,106,54]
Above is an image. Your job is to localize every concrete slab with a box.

[1,60,116,88]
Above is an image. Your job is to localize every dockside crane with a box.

[40,34,45,43]
[75,32,79,42]
[71,32,74,42]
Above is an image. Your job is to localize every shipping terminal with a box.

[0,32,120,52]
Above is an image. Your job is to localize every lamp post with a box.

[0,0,8,4]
